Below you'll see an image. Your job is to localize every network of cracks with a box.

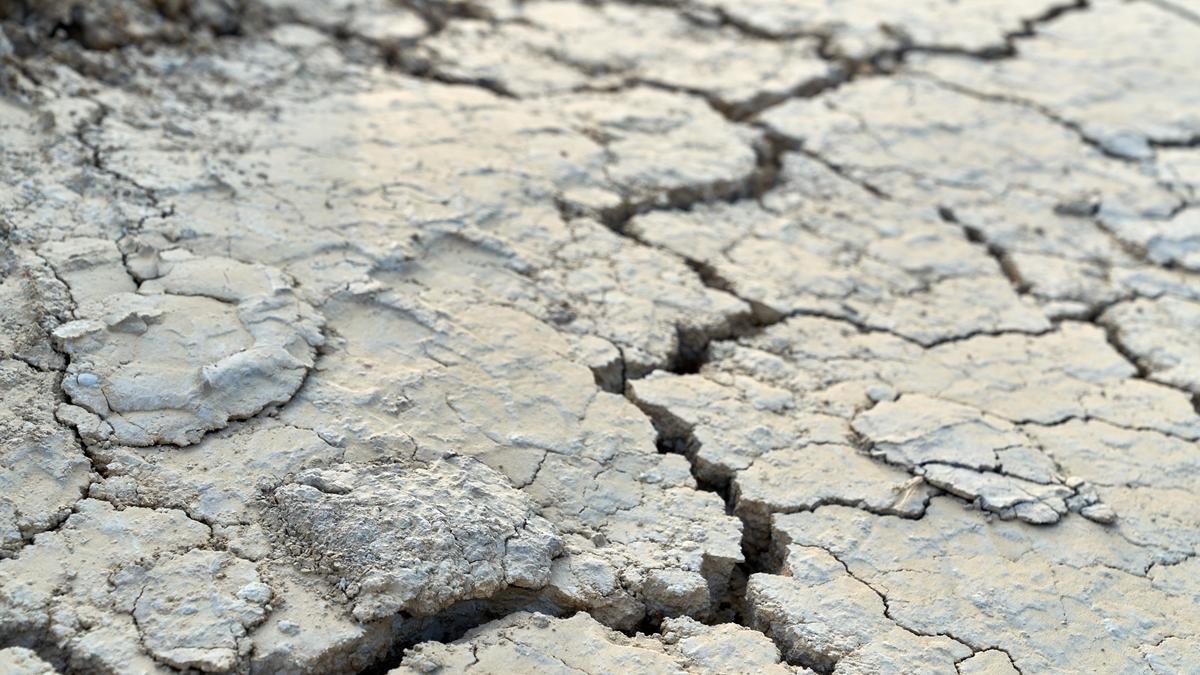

[1,0,1199,673]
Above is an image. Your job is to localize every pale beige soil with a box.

[0,1,1197,673]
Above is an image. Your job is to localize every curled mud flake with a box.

[286,292,744,628]
[851,395,1096,525]
[1028,419,1200,553]
[52,252,324,447]
[627,371,933,551]
[635,315,1182,536]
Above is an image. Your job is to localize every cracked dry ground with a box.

[1,0,1199,674]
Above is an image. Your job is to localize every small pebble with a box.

[237,582,273,603]
[865,384,897,403]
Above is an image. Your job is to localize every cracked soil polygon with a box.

[0,0,1198,673]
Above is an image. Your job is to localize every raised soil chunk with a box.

[392,611,809,674]
[0,647,58,675]
[263,458,562,621]
[52,250,324,446]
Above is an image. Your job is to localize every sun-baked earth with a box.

[1,0,1198,673]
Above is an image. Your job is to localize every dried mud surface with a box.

[0,0,1198,673]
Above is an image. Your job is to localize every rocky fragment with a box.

[1026,420,1200,557]
[264,458,562,621]
[733,444,932,543]
[852,395,1091,524]
[246,563,405,674]
[392,611,809,674]
[0,647,57,675]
